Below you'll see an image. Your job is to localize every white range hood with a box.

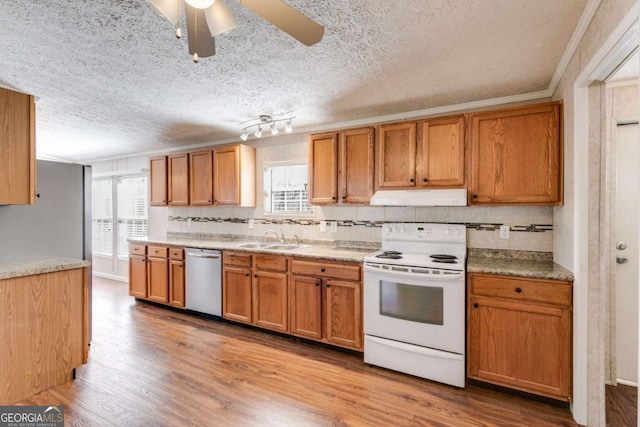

[369,189,467,206]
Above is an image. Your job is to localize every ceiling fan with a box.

[146,0,325,62]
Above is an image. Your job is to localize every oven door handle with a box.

[363,263,464,280]
[366,335,463,360]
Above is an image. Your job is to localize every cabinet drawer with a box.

[169,247,184,260]
[470,274,571,306]
[148,245,169,258]
[255,255,288,272]
[129,244,146,255]
[291,260,360,281]
[224,251,252,267]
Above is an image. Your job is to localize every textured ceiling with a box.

[0,0,587,162]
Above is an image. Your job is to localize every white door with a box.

[615,122,639,385]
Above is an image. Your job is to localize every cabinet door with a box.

[169,260,185,308]
[339,127,375,203]
[289,275,322,340]
[308,132,338,204]
[223,266,252,323]
[128,255,147,298]
[189,150,213,205]
[149,156,168,206]
[0,88,35,205]
[377,122,417,188]
[168,153,189,205]
[469,102,561,205]
[253,271,288,332]
[418,116,465,187]
[468,296,571,400]
[213,146,239,205]
[325,279,362,350]
[147,256,169,303]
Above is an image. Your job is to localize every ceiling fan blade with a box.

[146,0,181,26]
[185,4,216,57]
[204,0,237,37]
[237,0,324,46]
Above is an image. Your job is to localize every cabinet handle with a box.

[342,196,346,200]
[163,200,167,203]
[472,194,478,199]
[473,303,478,308]
[320,268,326,273]
[208,200,212,203]
[315,281,320,287]
[332,197,336,200]
[410,178,415,183]
[515,287,522,293]
[326,284,331,288]
[422,178,427,183]
[254,274,258,278]
[246,273,250,277]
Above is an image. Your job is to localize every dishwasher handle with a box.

[188,253,220,259]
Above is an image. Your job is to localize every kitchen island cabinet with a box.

[469,102,562,205]
[467,272,572,401]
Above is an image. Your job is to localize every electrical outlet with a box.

[320,220,327,232]
[248,218,254,229]
[500,225,510,239]
[330,221,338,233]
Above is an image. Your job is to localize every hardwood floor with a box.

[17,276,579,426]
[606,383,637,427]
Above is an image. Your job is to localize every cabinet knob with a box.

[163,200,166,203]
[320,268,326,273]
[254,274,258,278]
[208,200,212,203]
[246,273,249,277]
[332,197,336,200]
[472,194,478,199]
[515,287,522,293]
[473,303,478,308]
[315,281,320,287]
[342,196,346,200]
[410,178,415,183]
[326,284,331,288]
[422,178,427,183]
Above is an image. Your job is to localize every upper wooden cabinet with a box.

[308,132,338,204]
[149,155,168,206]
[0,87,35,205]
[213,144,256,207]
[469,102,562,205]
[308,127,375,204]
[168,153,189,206]
[376,122,417,188]
[189,150,213,205]
[417,115,465,187]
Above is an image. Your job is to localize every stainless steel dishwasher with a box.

[185,248,222,316]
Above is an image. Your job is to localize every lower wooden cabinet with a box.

[467,273,572,401]
[223,265,253,323]
[128,244,185,309]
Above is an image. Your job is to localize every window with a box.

[264,162,313,215]
[92,174,148,259]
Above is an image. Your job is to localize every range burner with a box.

[376,250,403,260]
[430,254,458,260]
[432,259,457,264]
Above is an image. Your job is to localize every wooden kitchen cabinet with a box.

[128,244,186,309]
[223,252,253,324]
[0,87,36,205]
[169,248,185,308]
[149,155,168,206]
[467,273,572,401]
[168,153,189,205]
[469,102,562,205]
[308,132,338,204]
[376,122,417,188]
[290,259,362,351]
[147,245,169,304]
[417,115,465,187]
[253,255,288,332]
[129,251,147,298]
[339,127,375,203]
[213,144,256,207]
[189,150,213,205]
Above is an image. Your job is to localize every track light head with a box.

[240,130,249,141]
[285,120,293,133]
[254,126,262,138]
[270,122,279,135]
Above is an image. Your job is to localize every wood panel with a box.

[254,255,288,273]
[291,259,360,281]
[0,269,85,405]
[169,260,185,308]
[0,87,35,205]
[222,266,252,324]
[128,254,147,298]
[18,276,579,427]
[470,274,572,306]
[213,145,239,205]
[324,279,362,350]
[339,127,375,203]
[189,150,213,205]
[308,132,338,204]
[168,153,189,205]
[149,156,167,206]
[252,271,288,332]
[289,275,322,340]
[377,122,417,188]
[223,251,252,267]
[418,115,465,187]
[469,102,562,205]
[147,257,169,304]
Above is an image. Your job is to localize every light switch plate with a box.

[248,218,254,229]
[330,221,338,233]
[500,225,510,239]
[320,220,327,232]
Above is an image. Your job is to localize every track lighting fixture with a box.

[239,114,295,141]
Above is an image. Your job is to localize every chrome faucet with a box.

[265,229,285,243]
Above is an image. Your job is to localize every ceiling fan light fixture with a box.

[184,0,215,9]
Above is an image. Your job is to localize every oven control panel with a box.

[382,223,466,243]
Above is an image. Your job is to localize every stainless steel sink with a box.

[264,244,310,251]
[234,242,272,249]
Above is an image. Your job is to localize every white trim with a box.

[93,271,128,283]
[92,168,149,178]
[616,378,639,387]
[36,153,75,163]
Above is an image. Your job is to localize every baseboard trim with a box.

[93,271,128,283]
[616,379,638,387]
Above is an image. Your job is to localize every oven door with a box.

[363,262,465,354]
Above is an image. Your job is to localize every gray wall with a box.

[0,160,85,262]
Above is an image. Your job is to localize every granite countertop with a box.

[0,258,91,280]
[467,249,574,282]
[130,235,376,263]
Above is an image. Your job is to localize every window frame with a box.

[263,159,315,217]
